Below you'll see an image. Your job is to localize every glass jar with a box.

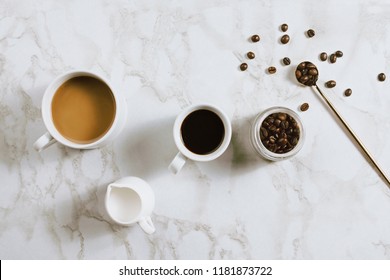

[250,106,305,161]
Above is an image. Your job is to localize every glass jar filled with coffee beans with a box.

[251,107,305,161]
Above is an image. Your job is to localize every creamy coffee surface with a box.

[51,76,116,144]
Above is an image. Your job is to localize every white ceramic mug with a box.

[33,70,127,151]
[105,176,155,234]
[169,104,232,174]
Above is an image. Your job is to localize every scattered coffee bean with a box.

[320,52,328,61]
[325,80,336,88]
[378,73,386,82]
[295,61,318,86]
[335,50,343,58]
[240,63,248,71]
[282,57,291,65]
[251,34,260,42]
[268,66,277,74]
[281,23,288,32]
[300,103,309,112]
[260,112,300,154]
[247,51,255,59]
[329,54,337,63]
[307,29,315,38]
[344,88,352,97]
[281,34,290,44]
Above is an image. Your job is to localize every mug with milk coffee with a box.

[169,104,232,174]
[33,70,127,151]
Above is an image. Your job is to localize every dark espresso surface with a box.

[181,109,225,155]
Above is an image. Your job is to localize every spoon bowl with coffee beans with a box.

[295,61,319,86]
[295,61,390,188]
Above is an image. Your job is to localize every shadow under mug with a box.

[33,70,127,152]
[169,104,232,174]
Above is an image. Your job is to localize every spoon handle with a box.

[314,84,390,188]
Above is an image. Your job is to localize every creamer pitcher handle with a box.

[138,216,155,234]
[168,152,187,174]
[33,132,56,152]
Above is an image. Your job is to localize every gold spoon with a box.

[295,61,390,188]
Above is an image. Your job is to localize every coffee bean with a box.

[295,70,302,79]
[281,120,289,129]
[320,52,327,61]
[330,54,337,63]
[300,103,309,111]
[281,34,290,44]
[344,88,352,97]
[282,57,291,65]
[260,127,268,140]
[299,75,309,84]
[268,66,277,74]
[308,68,318,76]
[281,23,288,32]
[247,51,255,59]
[277,138,288,146]
[325,80,336,88]
[277,113,287,121]
[240,63,248,71]
[269,144,277,153]
[335,50,343,58]
[260,112,300,154]
[307,29,315,37]
[378,73,386,82]
[269,125,277,131]
[295,61,318,86]
[251,34,260,42]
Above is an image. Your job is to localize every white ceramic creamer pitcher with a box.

[105,176,155,234]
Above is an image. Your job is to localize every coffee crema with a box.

[180,109,225,155]
[51,76,116,144]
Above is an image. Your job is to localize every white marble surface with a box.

[1,0,390,259]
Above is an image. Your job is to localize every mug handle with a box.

[33,132,57,152]
[138,216,155,234]
[168,152,187,174]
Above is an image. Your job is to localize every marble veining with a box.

[1,0,390,259]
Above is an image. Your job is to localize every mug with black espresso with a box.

[34,71,127,151]
[169,104,232,174]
